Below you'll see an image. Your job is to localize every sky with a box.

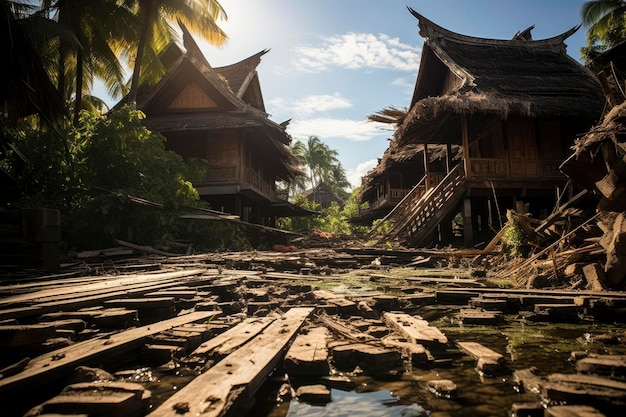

[98,0,594,190]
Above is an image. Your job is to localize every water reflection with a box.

[284,389,428,417]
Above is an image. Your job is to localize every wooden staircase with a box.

[375,164,467,247]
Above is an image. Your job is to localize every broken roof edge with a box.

[407,6,579,48]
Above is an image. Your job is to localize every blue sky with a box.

[99,1,593,189]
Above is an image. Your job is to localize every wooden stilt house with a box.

[134,25,305,227]
[375,9,606,248]
[354,143,457,225]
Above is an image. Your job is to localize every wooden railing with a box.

[466,158,508,179]
[244,167,274,198]
[378,164,467,247]
[390,188,411,200]
[467,157,565,179]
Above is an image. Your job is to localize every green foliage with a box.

[277,195,321,234]
[580,0,626,62]
[278,187,370,238]
[5,106,214,251]
[290,136,350,198]
[501,220,526,257]
[371,218,391,235]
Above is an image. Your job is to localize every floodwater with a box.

[247,305,626,417]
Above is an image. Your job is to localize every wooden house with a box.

[135,26,305,227]
[376,9,606,248]
[354,142,456,225]
[300,182,345,210]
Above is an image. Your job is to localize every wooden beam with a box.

[0,311,219,395]
[463,197,473,248]
[148,307,313,417]
[190,317,274,358]
[461,114,470,179]
[383,312,448,348]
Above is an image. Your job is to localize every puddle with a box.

[251,309,626,417]
[280,389,427,417]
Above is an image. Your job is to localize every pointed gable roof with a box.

[215,50,269,111]
[132,25,301,180]
[395,8,606,146]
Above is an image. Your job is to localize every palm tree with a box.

[291,135,350,195]
[581,0,626,58]
[124,0,228,106]
[324,162,351,198]
[39,0,135,124]
[0,0,66,124]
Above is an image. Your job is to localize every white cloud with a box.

[292,32,421,73]
[346,159,378,189]
[391,76,415,89]
[267,93,352,117]
[287,117,386,142]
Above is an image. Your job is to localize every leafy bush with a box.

[4,106,213,251]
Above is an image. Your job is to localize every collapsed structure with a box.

[362,8,605,249]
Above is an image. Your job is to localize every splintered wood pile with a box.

[493,203,609,290]
[495,102,626,291]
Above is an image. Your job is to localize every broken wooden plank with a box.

[456,341,506,376]
[331,342,403,374]
[147,307,314,417]
[25,381,151,417]
[189,317,274,359]
[456,308,504,325]
[383,312,448,348]
[0,269,206,307]
[0,311,219,395]
[295,384,331,404]
[284,326,330,376]
[0,323,57,348]
[576,355,626,381]
[543,373,626,403]
[544,405,606,417]
[318,314,375,342]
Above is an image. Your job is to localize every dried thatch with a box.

[358,142,458,199]
[396,9,606,146]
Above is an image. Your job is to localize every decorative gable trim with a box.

[169,83,218,110]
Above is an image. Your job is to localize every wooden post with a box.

[461,115,470,179]
[446,143,453,173]
[463,197,473,248]
[423,143,430,189]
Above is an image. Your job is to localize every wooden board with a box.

[284,326,330,376]
[148,307,313,417]
[0,269,205,307]
[383,312,448,346]
[456,341,503,362]
[190,317,274,358]
[0,311,219,395]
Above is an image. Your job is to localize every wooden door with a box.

[507,119,539,178]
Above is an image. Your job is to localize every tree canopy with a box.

[581,0,626,61]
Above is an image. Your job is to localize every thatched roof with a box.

[301,182,345,207]
[132,26,301,181]
[396,8,606,146]
[359,142,457,198]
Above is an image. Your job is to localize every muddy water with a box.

[252,305,626,417]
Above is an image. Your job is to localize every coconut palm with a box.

[581,0,626,59]
[0,0,66,124]
[38,0,135,124]
[291,135,350,196]
[124,0,228,106]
